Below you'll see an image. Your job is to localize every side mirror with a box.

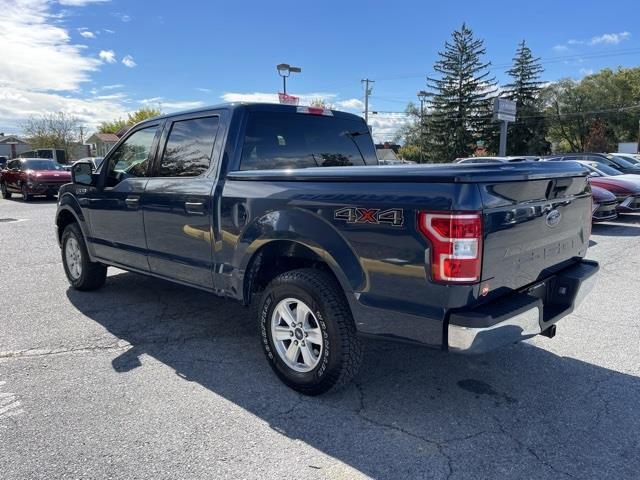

[72,161,93,186]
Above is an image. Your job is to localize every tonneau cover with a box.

[227,162,589,183]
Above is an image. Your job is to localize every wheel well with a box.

[244,241,343,305]
[56,210,77,243]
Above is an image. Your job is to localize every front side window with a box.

[158,116,219,177]
[106,126,157,184]
[240,112,378,170]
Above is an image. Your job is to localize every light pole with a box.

[417,90,428,162]
[276,63,301,95]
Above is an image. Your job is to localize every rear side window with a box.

[159,116,219,177]
[240,112,378,170]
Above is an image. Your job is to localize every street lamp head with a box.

[277,64,301,77]
[277,63,291,77]
[417,90,428,101]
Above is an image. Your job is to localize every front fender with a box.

[56,192,95,258]
[237,207,366,297]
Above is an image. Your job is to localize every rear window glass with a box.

[240,112,378,170]
[159,116,219,177]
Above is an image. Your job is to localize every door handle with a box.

[185,201,205,215]
[125,196,140,207]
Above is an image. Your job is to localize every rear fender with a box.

[238,208,366,300]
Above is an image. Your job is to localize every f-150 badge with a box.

[334,207,404,226]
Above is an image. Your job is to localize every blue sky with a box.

[1,0,640,140]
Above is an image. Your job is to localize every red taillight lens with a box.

[417,211,483,284]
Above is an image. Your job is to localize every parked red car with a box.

[590,185,618,222]
[0,158,71,201]
[576,161,640,213]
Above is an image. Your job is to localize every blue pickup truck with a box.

[56,103,598,395]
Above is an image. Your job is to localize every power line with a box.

[371,47,640,83]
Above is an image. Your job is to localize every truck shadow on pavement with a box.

[66,274,639,480]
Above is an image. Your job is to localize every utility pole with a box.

[79,126,85,144]
[361,79,374,126]
[417,90,428,162]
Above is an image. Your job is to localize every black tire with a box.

[1,182,11,199]
[258,268,363,395]
[21,184,31,202]
[61,223,107,291]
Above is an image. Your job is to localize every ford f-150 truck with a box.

[56,103,599,395]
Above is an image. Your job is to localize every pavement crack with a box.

[0,335,207,360]
[492,414,577,479]
[352,382,455,479]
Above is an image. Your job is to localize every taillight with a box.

[417,211,483,284]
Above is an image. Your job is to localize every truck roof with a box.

[142,102,363,124]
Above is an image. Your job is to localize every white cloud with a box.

[579,68,595,76]
[139,97,204,111]
[0,0,100,91]
[121,54,136,68]
[0,0,131,135]
[78,28,95,38]
[336,98,364,112]
[220,91,338,105]
[58,0,110,5]
[196,87,213,93]
[98,49,116,63]
[113,12,131,22]
[102,83,123,90]
[0,85,129,133]
[369,113,411,142]
[103,28,115,34]
[555,31,632,52]
[589,31,631,45]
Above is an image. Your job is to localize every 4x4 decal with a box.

[334,207,404,226]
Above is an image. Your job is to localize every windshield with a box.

[23,159,64,171]
[240,112,378,170]
[608,155,639,169]
[593,163,622,176]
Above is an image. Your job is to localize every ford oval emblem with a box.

[545,209,562,228]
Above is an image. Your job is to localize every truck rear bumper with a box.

[447,259,599,354]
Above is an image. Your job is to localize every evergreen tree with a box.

[425,23,497,161]
[504,40,550,155]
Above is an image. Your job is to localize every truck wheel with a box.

[1,182,11,199]
[61,223,107,291]
[258,268,363,395]
[21,184,31,202]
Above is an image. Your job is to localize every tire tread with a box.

[262,268,363,395]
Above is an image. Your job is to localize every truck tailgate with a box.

[480,175,591,295]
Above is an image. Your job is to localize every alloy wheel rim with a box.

[270,298,324,373]
[65,237,82,280]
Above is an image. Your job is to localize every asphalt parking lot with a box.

[1,198,639,480]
